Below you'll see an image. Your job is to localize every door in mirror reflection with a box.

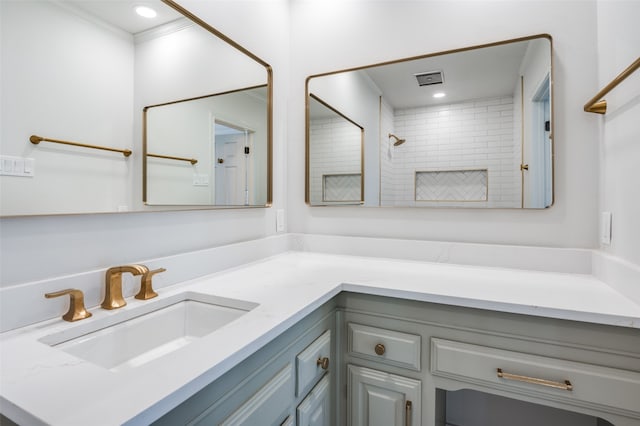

[307,95,364,205]
[306,34,553,209]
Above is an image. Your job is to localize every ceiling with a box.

[363,40,530,109]
[62,0,183,34]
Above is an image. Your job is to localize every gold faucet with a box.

[135,268,166,300]
[45,289,92,322]
[102,264,148,310]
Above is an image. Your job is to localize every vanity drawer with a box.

[296,329,331,395]
[348,323,421,370]
[431,338,640,416]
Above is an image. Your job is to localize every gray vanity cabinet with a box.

[336,292,640,426]
[348,364,421,426]
[153,301,336,426]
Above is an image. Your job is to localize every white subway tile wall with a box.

[380,98,395,206]
[309,117,362,203]
[382,96,521,207]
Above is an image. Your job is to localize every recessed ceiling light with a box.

[134,5,157,19]
[433,92,446,99]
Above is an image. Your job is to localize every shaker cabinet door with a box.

[297,374,331,426]
[348,365,421,426]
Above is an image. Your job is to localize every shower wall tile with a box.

[309,117,362,204]
[381,96,520,207]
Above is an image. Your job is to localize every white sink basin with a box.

[39,292,258,372]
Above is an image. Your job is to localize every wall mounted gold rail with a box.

[584,56,640,114]
[147,153,198,165]
[30,135,132,157]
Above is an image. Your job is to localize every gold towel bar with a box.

[147,153,198,165]
[30,135,132,157]
[584,56,640,114]
[497,368,573,391]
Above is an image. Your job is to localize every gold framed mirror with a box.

[306,34,553,209]
[0,0,272,216]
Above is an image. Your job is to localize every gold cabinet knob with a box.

[375,343,386,356]
[316,357,330,370]
[45,289,92,322]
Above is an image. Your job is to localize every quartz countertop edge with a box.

[1,251,639,426]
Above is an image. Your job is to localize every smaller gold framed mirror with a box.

[306,34,553,209]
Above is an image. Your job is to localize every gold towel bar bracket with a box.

[584,56,640,114]
[30,135,132,157]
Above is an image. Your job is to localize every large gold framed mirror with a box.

[306,34,553,209]
[0,0,271,216]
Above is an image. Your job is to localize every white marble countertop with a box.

[2,251,639,425]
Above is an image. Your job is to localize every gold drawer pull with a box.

[316,357,330,370]
[497,368,573,391]
[375,343,386,356]
[405,400,412,426]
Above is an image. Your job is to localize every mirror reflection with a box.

[0,0,271,216]
[306,35,553,209]
[307,95,364,205]
[144,86,269,206]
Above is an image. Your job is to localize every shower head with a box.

[389,133,406,146]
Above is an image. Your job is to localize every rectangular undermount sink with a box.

[39,292,258,372]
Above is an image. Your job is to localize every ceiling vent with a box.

[414,70,444,86]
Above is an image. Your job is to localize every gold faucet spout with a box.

[102,264,149,310]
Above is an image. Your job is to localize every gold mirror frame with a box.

[158,0,273,208]
[305,34,553,209]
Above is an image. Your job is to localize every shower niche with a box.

[306,34,553,209]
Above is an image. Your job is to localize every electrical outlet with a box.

[601,212,612,245]
[276,209,285,232]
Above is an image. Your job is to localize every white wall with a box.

[596,0,640,265]
[289,0,600,249]
[0,0,290,286]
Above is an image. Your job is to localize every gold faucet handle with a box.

[135,268,166,300]
[45,289,92,322]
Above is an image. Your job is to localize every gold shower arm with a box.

[584,56,640,114]
[147,153,198,165]
[30,135,132,157]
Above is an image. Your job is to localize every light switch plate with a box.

[192,173,209,186]
[0,155,35,177]
[601,211,612,245]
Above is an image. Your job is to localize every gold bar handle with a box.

[405,400,412,426]
[147,153,197,165]
[30,135,132,157]
[497,368,573,391]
